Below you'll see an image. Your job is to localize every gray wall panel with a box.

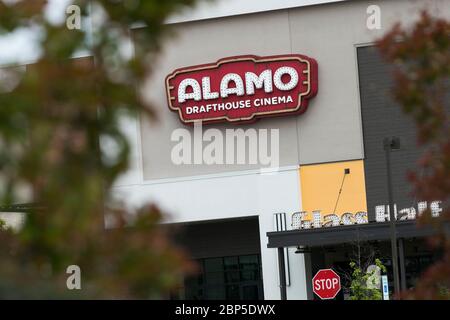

[137,11,299,180]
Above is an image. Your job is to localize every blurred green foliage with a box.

[349,259,386,300]
[0,0,200,298]
[378,11,450,299]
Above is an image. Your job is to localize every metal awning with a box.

[267,220,448,248]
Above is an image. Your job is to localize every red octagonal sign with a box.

[312,269,341,300]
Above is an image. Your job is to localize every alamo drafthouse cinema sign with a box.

[166,54,319,124]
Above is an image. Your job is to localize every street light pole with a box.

[383,137,401,296]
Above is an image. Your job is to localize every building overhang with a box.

[267,220,450,248]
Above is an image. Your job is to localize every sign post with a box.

[312,269,341,300]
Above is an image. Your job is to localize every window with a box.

[183,254,263,300]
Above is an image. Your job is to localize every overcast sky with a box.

[0,0,346,66]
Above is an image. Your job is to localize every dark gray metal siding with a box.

[357,46,424,221]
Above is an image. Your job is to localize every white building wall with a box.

[112,169,307,299]
[0,212,26,231]
[167,0,348,24]
[111,113,308,299]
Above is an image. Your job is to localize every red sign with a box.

[165,54,318,125]
[312,269,341,300]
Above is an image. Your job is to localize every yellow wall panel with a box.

[299,160,367,218]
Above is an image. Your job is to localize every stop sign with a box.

[312,269,341,300]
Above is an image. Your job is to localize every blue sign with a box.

[381,275,389,300]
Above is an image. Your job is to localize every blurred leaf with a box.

[0,0,200,298]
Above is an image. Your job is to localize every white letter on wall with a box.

[178,79,201,103]
[245,70,273,94]
[220,73,245,98]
